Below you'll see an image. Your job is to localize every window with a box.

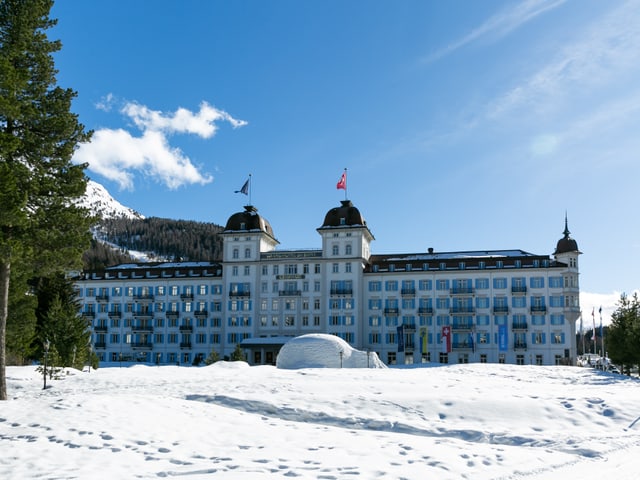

[332,263,339,273]
[385,280,398,291]
[493,278,507,289]
[369,281,381,292]
[369,316,380,326]
[436,279,449,291]
[262,265,268,275]
[244,248,251,258]
[233,248,239,259]
[345,262,352,273]
[273,265,279,275]
[530,277,544,289]
[314,264,321,274]
[244,266,250,276]
[232,266,238,276]
[332,244,339,255]
[418,279,432,291]
[285,264,298,275]
[516,355,525,365]
[303,264,309,274]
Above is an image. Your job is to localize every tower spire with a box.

[563,211,570,238]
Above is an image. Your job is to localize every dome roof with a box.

[224,205,275,238]
[554,216,579,254]
[320,200,367,228]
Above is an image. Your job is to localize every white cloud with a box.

[579,289,640,327]
[487,1,640,119]
[121,101,247,138]
[74,99,246,190]
[423,0,566,63]
[95,93,115,112]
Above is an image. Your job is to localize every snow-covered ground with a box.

[2,362,639,479]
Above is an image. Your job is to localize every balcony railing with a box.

[180,293,194,300]
[82,311,95,319]
[94,325,108,333]
[449,306,475,314]
[94,342,106,349]
[179,325,193,332]
[229,291,251,297]
[450,287,475,295]
[514,341,527,350]
[452,322,474,331]
[166,311,179,319]
[108,311,122,318]
[180,342,192,349]
[418,307,434,315]
[194,310,208,318]
[383,307,399,316]
[511,286,527,295]
[493,305,509,314]
[330,288,353,296]
[133,293,154,301]
[530,305,547,313]
[131,342,153,350]
[131,324,154,333]
[512,322,528,331]
[96,295,109,302]
[401,288,416,296]
[452,341,473,350]
[279,290,302,296]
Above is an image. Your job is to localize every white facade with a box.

[75,202,581,366]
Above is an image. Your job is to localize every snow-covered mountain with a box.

[78,179,144,220]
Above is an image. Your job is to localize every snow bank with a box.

[276,333,386,369]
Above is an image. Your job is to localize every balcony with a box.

[108,311,122,319]
[449,306,475,314]
[493,305,509,314]
[452,322,474,332]
[401,288,416,297]
[94,325,108,333]
[418,307,434,315]
[180,293,194,301]
[514,341,527,350]
[530,305,547,314]
[452,341,473,350]
[94,342,106,349]
[450,287,475,295]
[134,312,153,320]
[511,286,527,295]
[96,295,109,303]
[82,311,95,319]
[179,325,193,333]
[166,311,179,319]
[280,290,302,297]
[131,324,154,333]
[512,322,528,331]
[194,310,208,318]
[330,288,353,296]
[131,342,153,350]
[229,290,251,298]
[180,342,192,349]
[134,293,154,302]
[383,307,399,316]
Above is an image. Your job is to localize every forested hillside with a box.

[84,217,224,270]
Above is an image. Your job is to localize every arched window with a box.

[232,248,239,259]
[332,244,339,255]
[345,244,352,255]
[245,248,251,258]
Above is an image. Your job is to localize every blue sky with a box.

[50,0,640,324]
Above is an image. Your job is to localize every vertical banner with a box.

[498,324,508,351]
[397,325,405,353]
[441,326,451,353]
[420,327,428,355]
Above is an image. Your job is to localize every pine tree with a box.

[0,0,92,400]
[230,344,247,362]
[607,293,640,375]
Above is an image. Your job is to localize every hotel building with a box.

[75,200,581,366]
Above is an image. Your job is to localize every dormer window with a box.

[340,217,346,225]
[240,222,246,230]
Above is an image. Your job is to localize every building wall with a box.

[75,211,579,367]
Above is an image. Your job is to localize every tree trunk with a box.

[0,260,10,400]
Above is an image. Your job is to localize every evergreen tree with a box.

[204,348,220,365]
[607,293,640,375]
[0,0,92,400]
[230,344,246,362]
[5,258,37,364]
[35,274,91,370]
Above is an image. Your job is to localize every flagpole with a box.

[343,168,347,201]
[599,306,604,363]
[248,173,252,206]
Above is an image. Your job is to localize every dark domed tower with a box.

[553,214,581,363]
[317,200,374,261]
[221,205,278,262]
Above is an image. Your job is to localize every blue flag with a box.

[235,179,249,195]
[498,324,508,352]
[397,325,405,353]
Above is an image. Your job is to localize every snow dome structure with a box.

[276,334,386,369]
